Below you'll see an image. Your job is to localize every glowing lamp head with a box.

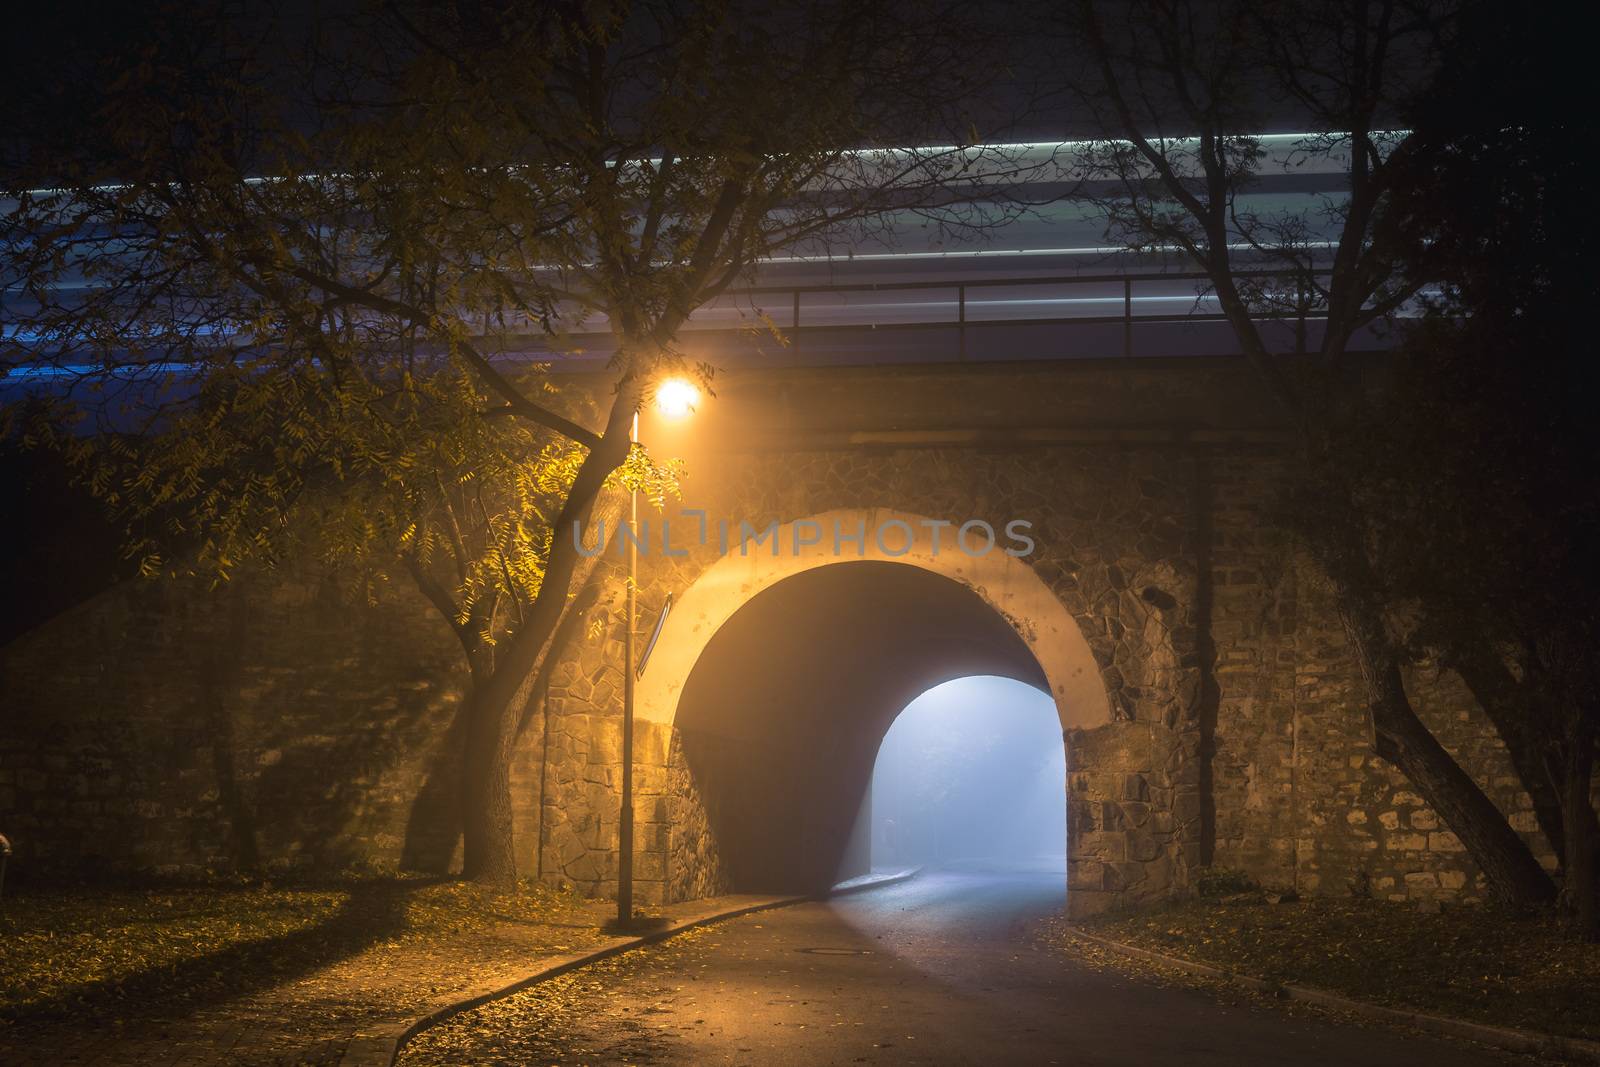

[653,377,700,420]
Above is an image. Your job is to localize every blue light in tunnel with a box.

[870,675,1066,872]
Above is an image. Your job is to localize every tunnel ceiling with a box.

[676,559,1049,744]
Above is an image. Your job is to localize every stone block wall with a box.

[528,586,680,904]
[1205,452,1560,903]
[0,563,468,879]
[524,437,1211,914]
[522,432,1573,911]
[2,358,1589,913]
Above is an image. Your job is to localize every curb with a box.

[339,868,919,1066]
[828,866,921,897]
[1065,926,1600,1064]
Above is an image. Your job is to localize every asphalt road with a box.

[399,862,1527,1066]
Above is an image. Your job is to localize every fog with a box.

[869,676,1066,870]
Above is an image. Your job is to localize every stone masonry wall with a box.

[2,359,1586,911]
[1206,452,1559,902]
[528,439,1210,914]
[0,562,468,879]
[528,433,1573,910]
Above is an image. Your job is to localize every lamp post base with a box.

[602,913,673,935]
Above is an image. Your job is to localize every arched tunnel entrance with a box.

[672,561,1061,894]
[870,675,1067,873]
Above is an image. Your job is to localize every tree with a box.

[1,0,1025,884]
[1039,0,1559,903]
[1350,1,1600,935]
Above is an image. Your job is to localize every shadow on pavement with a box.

[0,879,423,1029]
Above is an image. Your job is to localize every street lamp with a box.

[653,377,700,420]
[616,376,700,929]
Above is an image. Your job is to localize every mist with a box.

[869,675,1066,871]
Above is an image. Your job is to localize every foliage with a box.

[0,879,601,1024]
[1,0,1027,881]
[1340,1,1598,674]
[1318,2,1600,931]
[1039,0,1577,909]
[0,885,347,1021]
[397,925,720,1065]
[1066,897,1600,1041]
[1,0,1018,655]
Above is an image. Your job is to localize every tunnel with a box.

[870,675,1067,872]
[672,560,1062,895]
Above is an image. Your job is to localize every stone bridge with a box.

[0,356,1552,915]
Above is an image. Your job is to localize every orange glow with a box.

[654,377,700,420]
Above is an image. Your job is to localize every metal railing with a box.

[546,267,1380,362]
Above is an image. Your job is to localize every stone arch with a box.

[637,507,1112,733]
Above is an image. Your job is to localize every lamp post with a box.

[616,377,699,929]
[616,409,640,927]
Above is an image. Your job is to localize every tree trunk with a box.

[1448,636,1567,863]
[1333,568,1556,904]
[1559,715,1598,940]
[456,378,642,885]
[461,686,520,886]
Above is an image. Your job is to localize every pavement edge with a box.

[341,867,920,1066]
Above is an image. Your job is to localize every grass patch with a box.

[0,878,599,1025]
[1075,896,1600,1042]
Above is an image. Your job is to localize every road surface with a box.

[399,862,1526,1066]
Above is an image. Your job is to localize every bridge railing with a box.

[542,268,1413,366]
[4,267,1415,382]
